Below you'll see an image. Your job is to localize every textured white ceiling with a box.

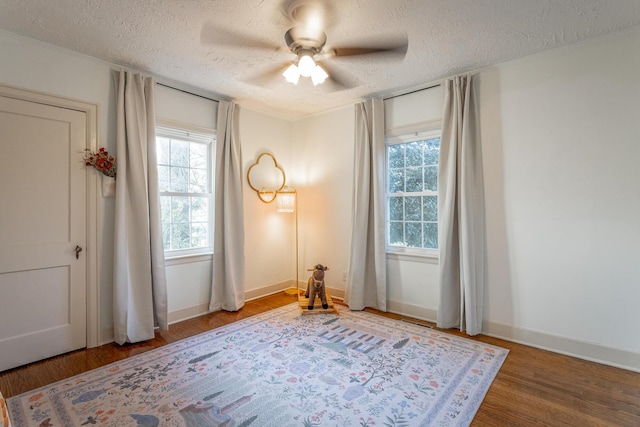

[1,0,640,119]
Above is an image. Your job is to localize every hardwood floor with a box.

[1,292,638,426]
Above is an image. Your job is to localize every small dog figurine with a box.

[305,264,329,310]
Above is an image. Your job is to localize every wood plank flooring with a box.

[1,292,638,426]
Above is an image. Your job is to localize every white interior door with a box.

[0,95,87,372]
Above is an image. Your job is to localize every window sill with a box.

[386,251,439,264]
[165,252,213,266]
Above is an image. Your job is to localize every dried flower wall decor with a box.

[84,148,116,178]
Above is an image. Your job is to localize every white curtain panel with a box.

[437,74,486,336]
[209,101,245,312]
[113,71,168,345]
[345,98,387,311]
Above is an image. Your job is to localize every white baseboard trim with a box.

[100,326,114,346]
[245,282,347,301]
[383,300,639,372]
[387,299,438,324]
[168,281,294,326]
[245,280,294,301]
[482,321,640,373]
[102,288,639,372]
[168,303,211,325]
[327,287,345,300]
[101,281,322,344]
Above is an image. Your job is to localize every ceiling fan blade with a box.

[243,63,291,86]
[200,22,280,51]
[320,62,358,91]
[329,34,408,59]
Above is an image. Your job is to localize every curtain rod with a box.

[383,83,442,101]
[156,82,220,103]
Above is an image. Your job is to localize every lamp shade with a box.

[277,186,296,212]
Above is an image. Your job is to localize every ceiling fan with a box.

[200,0,408,89]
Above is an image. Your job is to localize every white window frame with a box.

[156,121,215,259]
[385,128,441,259]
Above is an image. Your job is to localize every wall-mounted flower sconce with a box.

[247,153,286,203]
[84,147,117,197]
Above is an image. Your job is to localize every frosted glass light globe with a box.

[298,54,316,77]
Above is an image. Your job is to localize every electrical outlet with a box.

[342,271,347,281]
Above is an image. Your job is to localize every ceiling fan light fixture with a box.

[311,64,328,85]
[283,64,300,84]
[297,51,316,77]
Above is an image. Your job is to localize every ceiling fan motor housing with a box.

[284,26,327,55]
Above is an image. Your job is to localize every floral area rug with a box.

[7,303,508,427]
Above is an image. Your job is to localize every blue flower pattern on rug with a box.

[8,304,508,426]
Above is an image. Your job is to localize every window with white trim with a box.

[156,125,215,256]
[386,130,441,256]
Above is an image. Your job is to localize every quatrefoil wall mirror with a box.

[247,153,287,203]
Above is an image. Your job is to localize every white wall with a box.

[477,27,640,367]
[240,107,297,297]
[0,30,118,343]
[156,84,218,130]
[299,27,640,370]
[291,106,356,296]
[384,86,443,133]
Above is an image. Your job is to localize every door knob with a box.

[75,245,83,259]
